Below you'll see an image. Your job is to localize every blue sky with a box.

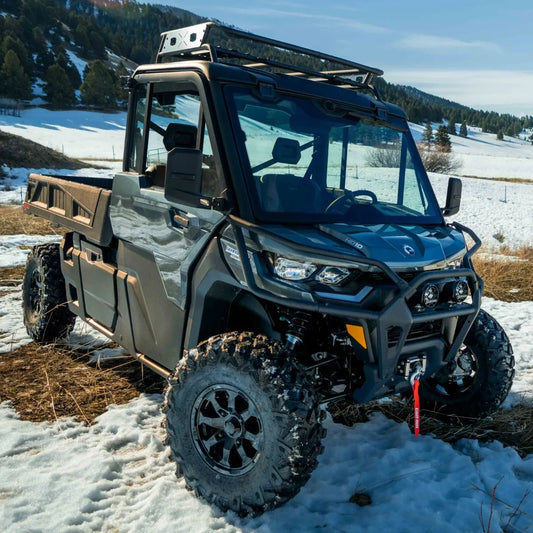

[143,0,533,116]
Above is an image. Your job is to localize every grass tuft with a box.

[474,245,533,302]
[329,397,533,458]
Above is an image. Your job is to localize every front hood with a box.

[264,223,467,270]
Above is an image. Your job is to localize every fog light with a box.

[453,279,469,302]
[274,257,316,281]
[421,283,439,308]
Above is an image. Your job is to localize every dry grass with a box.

[463,175,533,184]
[0,342,165,424]
[474,245,533,302]
[329,397,533,458]
[0,266,24,294]
[0,205,66,236]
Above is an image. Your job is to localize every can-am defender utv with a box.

[22,23,514,516]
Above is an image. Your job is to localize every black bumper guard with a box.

[229,215,483,395]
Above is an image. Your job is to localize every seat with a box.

[259,174,321,212]
[163,122,197,151]
[147,123,198,188]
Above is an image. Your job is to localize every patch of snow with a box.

[0,234,61,268]
[66,49,88,79]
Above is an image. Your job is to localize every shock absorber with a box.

[285,311,312,351]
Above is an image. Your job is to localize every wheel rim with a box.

[27,268,43,317]
[191,384,264,476]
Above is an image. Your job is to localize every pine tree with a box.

[447,114,457,135]
[1,35,32,77]
[496,130,504,141]
[56,48,82,89]
[422,122,433,145]
[0,49,32,100]
[459,121,468,137]
[80,60,117,108]
[435,125,452,152]
[45,64,77,107]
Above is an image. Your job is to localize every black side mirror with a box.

[164,147,203,206]
[442,177,462,217]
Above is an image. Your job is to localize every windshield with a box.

[227,87,442,224]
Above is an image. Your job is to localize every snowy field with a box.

[0,109,532,532]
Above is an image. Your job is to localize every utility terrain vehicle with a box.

[23,23,514,516]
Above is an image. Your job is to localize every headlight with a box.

[274,257,316,281]
[317,266,350,285]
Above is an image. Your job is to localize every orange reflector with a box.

[346,324,367,349]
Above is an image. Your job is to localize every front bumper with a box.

[229,216,482,403]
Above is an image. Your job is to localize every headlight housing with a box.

[274,257,317,281]
[421,283,439,308]
[272,256,351,285]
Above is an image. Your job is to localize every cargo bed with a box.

[24,173,113,246]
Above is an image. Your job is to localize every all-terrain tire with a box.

[419,309,514,419]
[163,332,325,516]
[22,243,76,342]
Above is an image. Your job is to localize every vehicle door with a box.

[109,75,227,369]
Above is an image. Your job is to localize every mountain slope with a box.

[0,0,531,133]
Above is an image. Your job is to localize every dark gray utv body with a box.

[23,23,514,516]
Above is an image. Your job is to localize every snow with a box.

[0,392,532,531]
[66,49,88,79]
[411,122,533,181]
[0,107,532,532]
[0,107,126,160]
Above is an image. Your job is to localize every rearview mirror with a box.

[442,177,462,217]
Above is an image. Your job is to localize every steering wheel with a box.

[325,189,378,213]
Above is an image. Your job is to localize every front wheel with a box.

[419,310,514,419]
[163,332,325,516]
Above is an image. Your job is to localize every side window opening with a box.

[128,85,225,199]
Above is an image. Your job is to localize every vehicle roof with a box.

[133,60,408,123]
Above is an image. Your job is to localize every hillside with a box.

[0,0,532,135]
[0,130,90,169]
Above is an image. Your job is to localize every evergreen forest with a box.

[0,0,531,138]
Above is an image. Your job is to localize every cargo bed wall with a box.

[24,173,113,246]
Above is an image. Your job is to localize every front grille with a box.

[387,320,442,348]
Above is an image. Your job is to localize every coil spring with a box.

[285,311,312,351]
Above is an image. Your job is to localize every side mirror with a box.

[164,147,203,206]
[442,177,462,217]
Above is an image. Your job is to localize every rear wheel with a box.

[419,310,514,419]
[22,243,76,342]
[163,332,325,516]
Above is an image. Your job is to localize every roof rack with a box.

[157,22,383,95]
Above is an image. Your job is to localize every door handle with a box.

[170,209,201,238]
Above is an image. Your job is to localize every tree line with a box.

[0,0,531,140]
[0,0,204,108]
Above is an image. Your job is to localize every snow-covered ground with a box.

[0,107,126,161]
[411,122,533,181]
[0,108,532,532]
